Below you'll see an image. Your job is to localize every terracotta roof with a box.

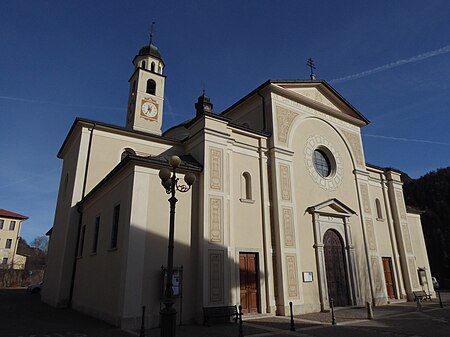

[0,209,28,220]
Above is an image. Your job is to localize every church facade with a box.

[42,40,434,329]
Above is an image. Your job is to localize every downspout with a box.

[257,91,267,132]
[82,123,96,198]
[69,122,96,304]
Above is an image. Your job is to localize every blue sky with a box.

[1,1,449,243]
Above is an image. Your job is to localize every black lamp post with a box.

[159,155,196,337]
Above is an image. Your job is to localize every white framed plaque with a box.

[303,271,313,282]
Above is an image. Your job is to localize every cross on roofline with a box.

[306,57,316,80]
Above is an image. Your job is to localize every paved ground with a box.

[1,288,449,337]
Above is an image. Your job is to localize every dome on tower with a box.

[138,43,163,62]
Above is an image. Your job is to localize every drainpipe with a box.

[257,91,267,132]
[82,123,96,198]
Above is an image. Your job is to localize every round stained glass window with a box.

[313,149,332,177]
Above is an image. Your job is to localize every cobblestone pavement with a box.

[1,288,449,337]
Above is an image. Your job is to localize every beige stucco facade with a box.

[43,42,434,329]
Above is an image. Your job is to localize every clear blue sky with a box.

[1,1,449,243]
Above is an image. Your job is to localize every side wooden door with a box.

[239,253,259,314]
[382,257,396,299]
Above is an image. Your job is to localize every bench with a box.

[203,305,239,326]
[413,290,432,301]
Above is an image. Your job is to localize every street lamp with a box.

[159,155,196,337]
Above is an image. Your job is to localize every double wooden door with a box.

[382,257,396,299]
[324,230,349,307]
[239,253,259,314]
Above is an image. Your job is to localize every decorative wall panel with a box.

[342,130,364,167]
[366,218,377,251]
[276,106,298,144]
[402,224,413,254]
[286,255,299,298]
[283,207,295,247]
[209,148,223,191]
[279,164,292,201]
[408,257,419,289]
[209,250,224,303]
[360,184,372,214]
[209,197,223,244]
[395,191,407,220]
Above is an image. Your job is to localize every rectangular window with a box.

[0,219,4,229]
[78,225,86,257]
[5,239,12,249]
[2,257,7,265]
[9,221,16,230]
[110,205,120,249]
[92,216,100,253]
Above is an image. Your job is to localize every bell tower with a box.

[126,30,165,135]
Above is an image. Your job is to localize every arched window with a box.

[242,172,252,200]
[376,198,383,219]
[141,61,146,69]
[121,148,135,161]
[146,79,156,95]
[158,64,163,74]
[151,62,155,72]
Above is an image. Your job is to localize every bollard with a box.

[437,290,444,308]
[366,301,373,319]
[289,301,296,331]
[139,305,146,337]
[330,298,337,325]
[238,305,244,337]
[416,297,423,312]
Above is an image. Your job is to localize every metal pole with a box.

[366,301,373,319]
[289,301,295,331]
[437,290,444,308]
[238,305,244,337]
[139,306,146,337]
[330,298,336,325]
[416,297,423,312]
[160,167,178,337]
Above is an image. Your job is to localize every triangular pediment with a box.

[273,81,369,126]
[307,198,356,217]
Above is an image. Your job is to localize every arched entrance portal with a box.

[324,230,349,307]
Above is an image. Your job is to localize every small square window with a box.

[9,221,16,230]
[2,257,7,265]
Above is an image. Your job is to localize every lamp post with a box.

[159,155,196,337]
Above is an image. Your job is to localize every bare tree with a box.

[30,235,49,253]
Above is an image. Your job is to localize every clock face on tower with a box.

[140,99,158,121]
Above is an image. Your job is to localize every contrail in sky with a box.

[330,44,450,83]
[0,95,124,111]
[365,134,450,146]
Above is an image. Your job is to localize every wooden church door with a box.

[239,253,259,314]
[382,257,396,299]
[324,230,349,307]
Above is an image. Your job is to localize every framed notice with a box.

[302,272,313,283]
[161,266,183,298]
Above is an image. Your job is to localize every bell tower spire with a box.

[126,26,166,135]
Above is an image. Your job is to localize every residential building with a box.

[0,209,28,269]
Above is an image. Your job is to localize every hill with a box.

[402,167,450,289]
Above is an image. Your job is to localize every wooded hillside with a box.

[402,167,450,289]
